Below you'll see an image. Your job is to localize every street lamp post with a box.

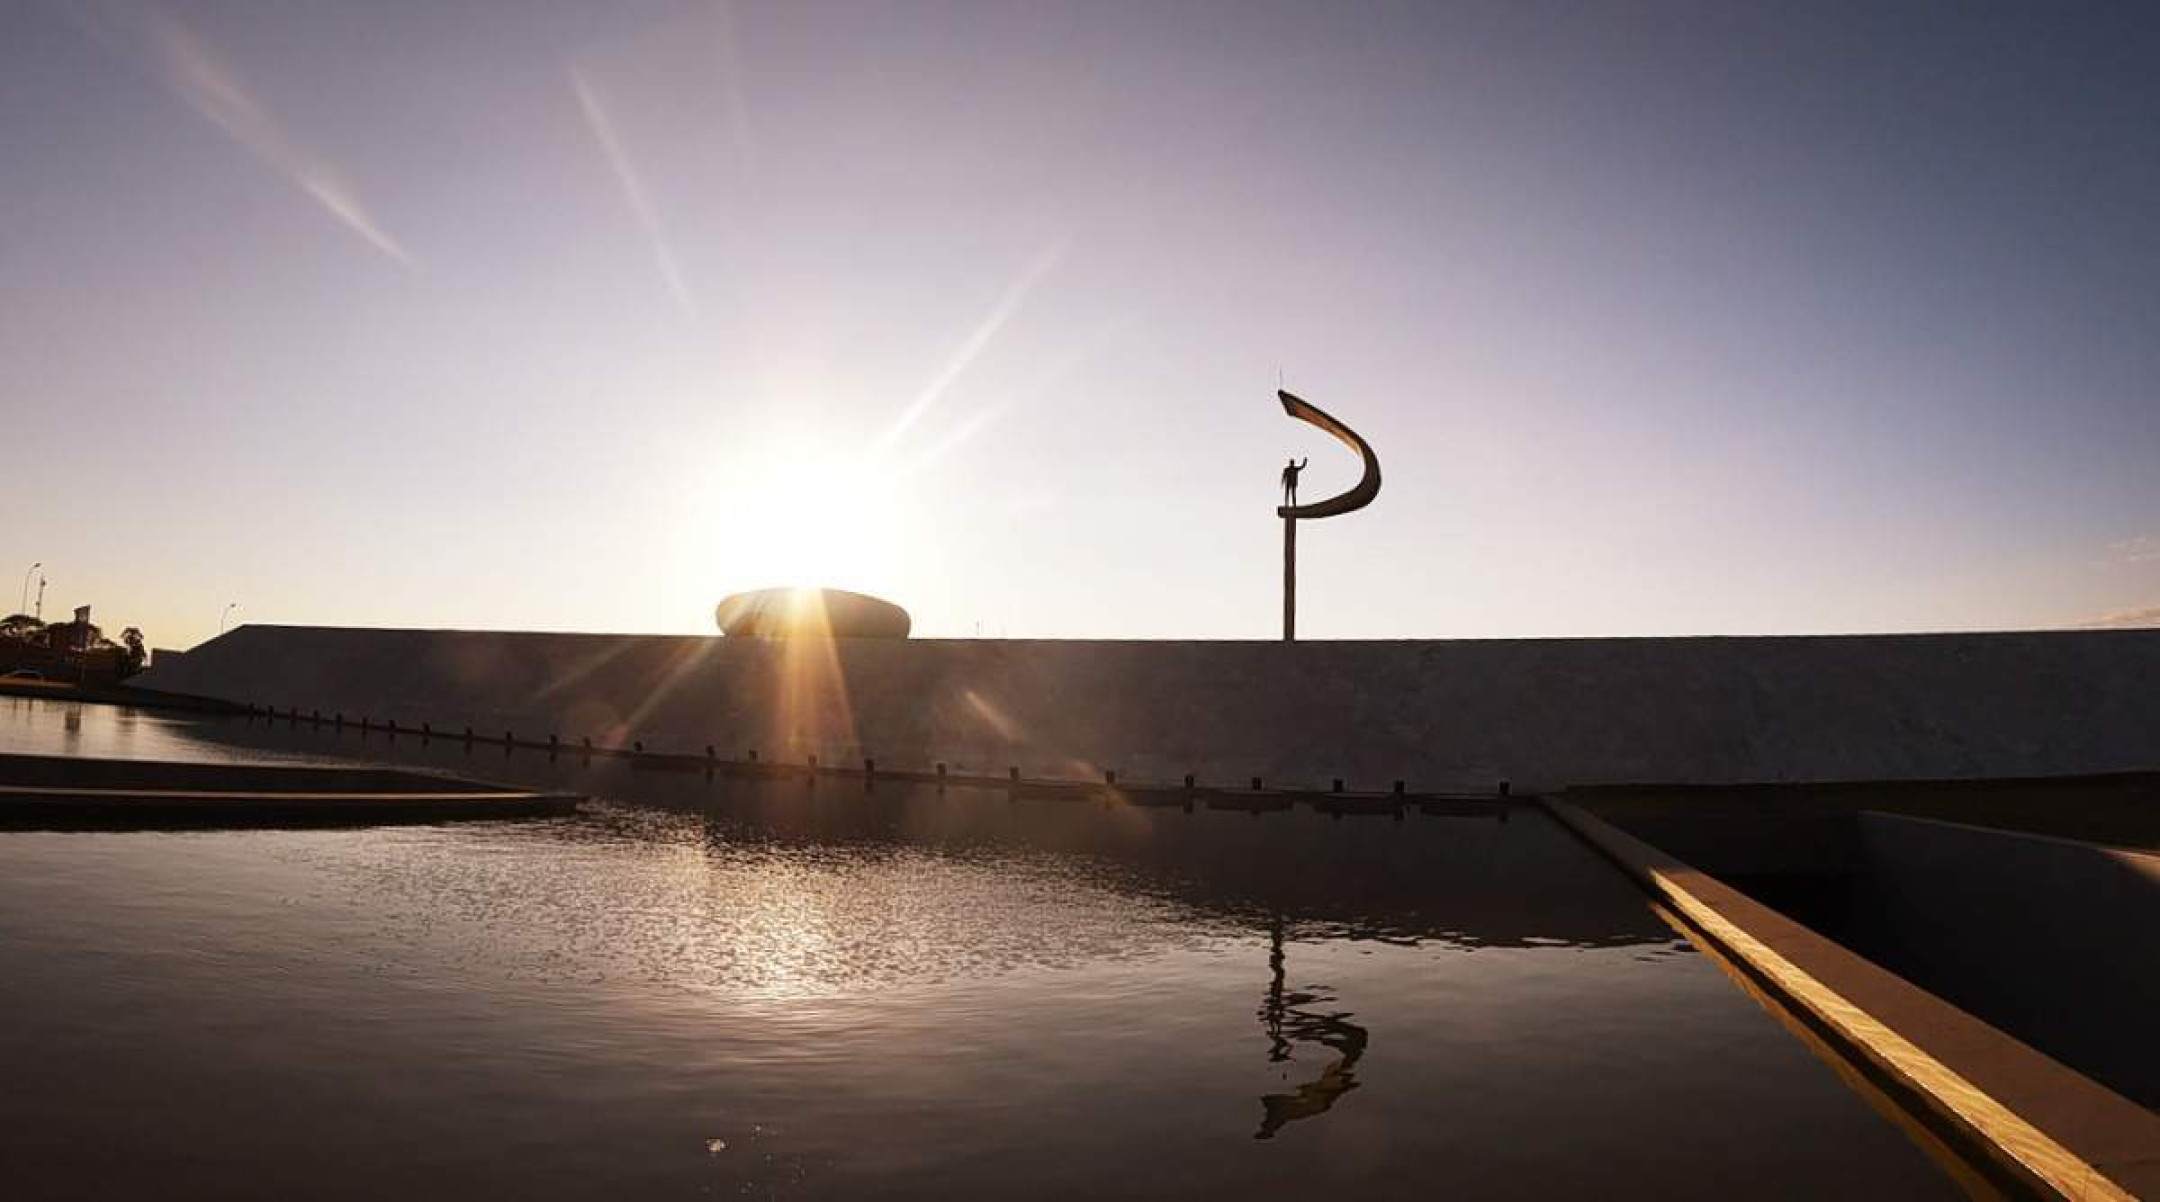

[18,562,37,616]
[219,602,240,635]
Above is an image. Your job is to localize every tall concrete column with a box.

[1283,515,1297,642]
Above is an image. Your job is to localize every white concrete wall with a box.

[135,626,2160,790]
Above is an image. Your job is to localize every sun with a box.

[679,433,918,607]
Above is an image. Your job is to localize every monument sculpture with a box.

[1275,390,1382,640]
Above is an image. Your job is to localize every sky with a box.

[4,0,2158,647]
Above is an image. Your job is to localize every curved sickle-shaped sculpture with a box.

[1275,390,1381,519]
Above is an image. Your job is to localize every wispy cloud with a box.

[2108,535,2160,565]
[880,239,1069,448]
[570,65,694,315]
[74,1,411,264]
[2076,605,2160,630]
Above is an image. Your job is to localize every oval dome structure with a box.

[714,588,912,639]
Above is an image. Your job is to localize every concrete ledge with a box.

[0,754,580,827]
[0,752,506,794]
[1545,798,2160,1200]
[0,679,247,712]
[0,790,578,826]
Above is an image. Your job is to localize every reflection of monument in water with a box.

[1254,914,1369,1139]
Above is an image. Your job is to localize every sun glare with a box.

[680,434,919,613]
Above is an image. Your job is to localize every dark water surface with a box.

[0,700,1972,1198]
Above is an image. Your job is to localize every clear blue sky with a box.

[5,1,2158,646]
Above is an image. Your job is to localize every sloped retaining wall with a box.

[134,626,2160,791]
[1850,813,2160,1110]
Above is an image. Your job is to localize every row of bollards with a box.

[235,702,1514,811]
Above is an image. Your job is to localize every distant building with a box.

[0,604,141,682]
[64,606,94,652]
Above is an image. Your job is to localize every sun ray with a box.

[770,592,862,764]
[712,0,758,176]
[611,635,725,746]
[570,64,695,315]
[878,238,1067,448]
[72,0,412,265]
[896,311,1127,481]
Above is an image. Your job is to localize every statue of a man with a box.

[1280,457,1308,507]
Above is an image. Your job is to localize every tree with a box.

[119,628,146,679]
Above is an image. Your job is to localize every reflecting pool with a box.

[0,700,1976,1198]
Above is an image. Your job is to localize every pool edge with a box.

[1542,797,2159,1201]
